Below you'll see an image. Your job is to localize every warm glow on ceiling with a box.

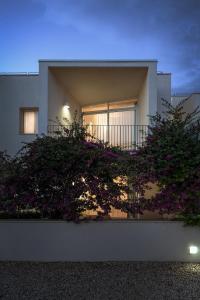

[82,99,137,113]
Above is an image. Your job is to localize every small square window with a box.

[20,108,38,134]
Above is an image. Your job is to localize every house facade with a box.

[0,60,172,155]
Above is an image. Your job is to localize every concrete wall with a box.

[0,60,164,154]
[171,95,188,107]
[157,74,171,116]
[171,94,200,117]
[0,75,41,155]
[138,75,148,125]
[1,220,200,262]
[192,93,200,111]
[182,94,200,115]
[40,60,158,126]
[147,62,158,120]
[48,69,81,125]
[137,63,158,125]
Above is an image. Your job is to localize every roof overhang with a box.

[49,64,150,105]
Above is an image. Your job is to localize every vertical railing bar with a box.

[47,124,149,150]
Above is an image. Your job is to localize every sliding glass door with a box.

[109,110,135,148]
[83,113,108,141]
[82,100,136,148]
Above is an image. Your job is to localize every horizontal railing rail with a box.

[47,124,149,150]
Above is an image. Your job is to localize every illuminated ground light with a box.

[189,245,199,255]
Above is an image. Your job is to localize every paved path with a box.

[0,262,200,299]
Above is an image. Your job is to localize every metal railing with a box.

[47,124,148,150]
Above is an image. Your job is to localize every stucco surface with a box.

[0,220,200,262]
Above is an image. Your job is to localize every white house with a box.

[0,59,173,155]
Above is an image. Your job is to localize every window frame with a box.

[82,103,137,126]
[19,107,39,135]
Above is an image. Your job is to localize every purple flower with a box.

[165,154,173,161]
[102,151,119,159]
[83,141,99,149]
[129,150,138,156]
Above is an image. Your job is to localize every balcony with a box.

[48,124,148,150]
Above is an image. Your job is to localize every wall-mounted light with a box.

[63,104,70,110]
[189,245,199,255]
[63,104,70,115]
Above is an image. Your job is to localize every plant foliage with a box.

[127,98,200,224]
[0,121,127,221]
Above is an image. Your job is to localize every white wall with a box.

[171,95,188,107]
[0,60,161,154]
[137,62,158,125]
[157,74,171,116]
[147,62,158,119]
[0,75,41,155]
[48,69,81,125]
[1,220,200,262]
[40,60,158,126]
[190,93,200,113]
[182,94,200,115]
[171,94,200,118]
[138,75,148,125]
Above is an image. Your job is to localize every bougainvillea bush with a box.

[127,99,200,225]
[0,121,128,221]
[2,100,200,225]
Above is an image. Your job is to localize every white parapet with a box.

[0,220,200,262]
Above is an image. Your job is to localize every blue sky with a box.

[0,0,200,93]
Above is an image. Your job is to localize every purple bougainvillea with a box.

[126,98,200,225]
[1,99,200,225]
[0,121,128,221]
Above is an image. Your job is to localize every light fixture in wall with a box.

[189,245,199,255]
[63,103,70,115]
[63,103,70,110]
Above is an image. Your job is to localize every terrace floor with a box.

[0,262,200,299]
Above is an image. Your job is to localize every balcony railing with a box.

[47,124,148,150]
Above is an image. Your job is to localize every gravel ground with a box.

[0,262,200,300]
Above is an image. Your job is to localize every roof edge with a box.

[157,72,171,75]
[0,72,39,76]
[39,59,158,63]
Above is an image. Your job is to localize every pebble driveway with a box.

[0,262,200,299]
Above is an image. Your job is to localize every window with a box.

[82,100,136,148]
[20,108,38,134]
[109,99,136,110]
[82,100,136,126]
[82,102,108,113]
[82,99,137,113]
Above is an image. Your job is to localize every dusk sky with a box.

[0,0,200,94]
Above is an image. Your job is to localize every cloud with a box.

[1,0,200,92]
[0,0,45,23]
[33,0,200,92]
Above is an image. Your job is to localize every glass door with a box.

[109,110,135,148]
[82,100,137,148]
[83,113,108,142]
